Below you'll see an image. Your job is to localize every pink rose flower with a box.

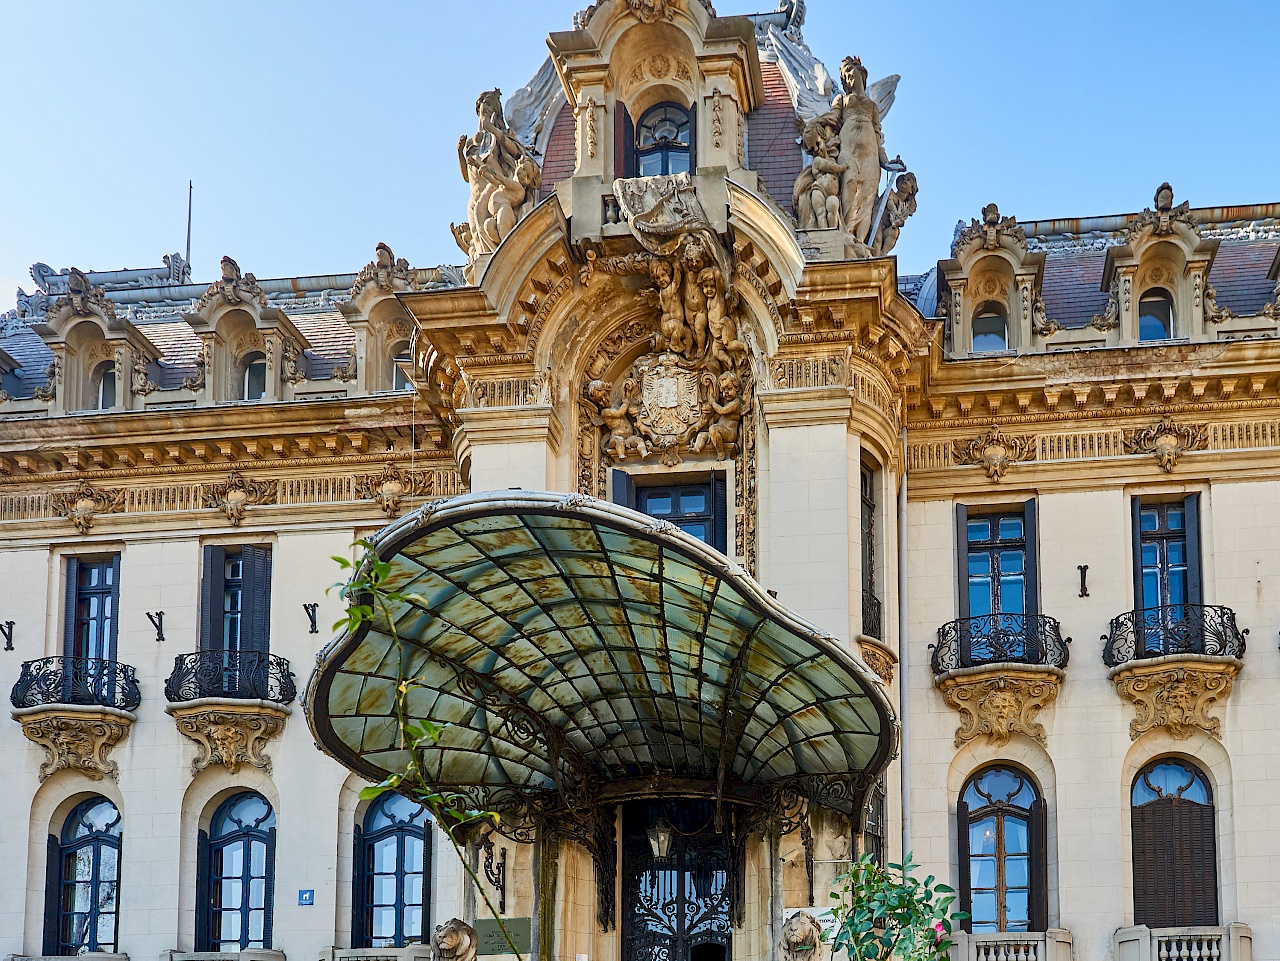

[933,921,946,942]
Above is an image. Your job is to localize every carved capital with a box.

[168,700,289,775]
[936,665,1063,747]
[954,426,1037,481]
[1122,417,1208,472]
[15,706,134,782]
[1109,655,1240,740]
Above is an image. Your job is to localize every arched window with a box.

[241,352,268,401]
[958,766,1046,933]
[199,792,276,950]
[971,302,1008,353]
[1138,288,1175,341]
[390,343,412,391]
[47,796,121,955]
[1131,758,1217,926]
[634,103,693,177]
[353,792,431,947]
[93,362,117,411]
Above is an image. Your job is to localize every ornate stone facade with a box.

[1110,657,1241,741]
[936,666,1064,748]
[168,702,289,775]
[15,707,134,782]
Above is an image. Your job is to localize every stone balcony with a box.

[948,929,1072,961]
[318,948,432,961]
[9,655,141,781]
[1114,923,1252,961]
[1103,604,1248,740]
[931,613,1070,748]
[164,650,295,776]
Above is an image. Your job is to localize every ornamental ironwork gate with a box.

[622,800,731,961]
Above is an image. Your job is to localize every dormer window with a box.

[94,362,116,411]
[634,104,692,177]
[242,352,268,401]
[1139,288,1174,341]
[971,302,1008,353]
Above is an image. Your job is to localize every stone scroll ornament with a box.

[789,50,915,258]
[578,173,750,467]
[452,88,543,269]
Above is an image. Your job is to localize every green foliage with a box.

[827,853,967,961]
[332,542,522,959]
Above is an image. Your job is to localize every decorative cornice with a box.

[935,664,1064,748]
[1109,655,1240,740]
[1122,417,1209,472]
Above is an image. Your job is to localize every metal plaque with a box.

[476,917,532,956]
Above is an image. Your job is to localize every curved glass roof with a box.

[305,491,896,818]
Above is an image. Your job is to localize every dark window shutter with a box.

[1131,496,1145,609]
[195,829,212,951]
[956,799,972,933]
[43,833,61,954]
[200,545,227,651]
[955,504,970,620]
[244,546,273,654]
[422,821,435,942]
[63,557,80,659]
[615,103,634,179]
[1023,499,1039,617]
[712,474,727,554]
[611,469,636,510]
[1183,493,1203,605]
[687,102,698,173]
[108,553,122,663]
[1029,797,1048,931]
[264,825,277,948]
[351,824,366,947]
[1184,800,1219,924]
[1132,795,1219,927]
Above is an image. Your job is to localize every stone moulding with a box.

[12,704,136,782]
[934,663,1065,748]
[1108,653,1241,740]
[166,698,290,776]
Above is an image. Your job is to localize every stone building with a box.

[2,3,1279,961]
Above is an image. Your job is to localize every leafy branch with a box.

[331,541,523,959]
[827,853,967,961]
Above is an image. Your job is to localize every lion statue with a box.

[780,910,825,961]
[432,918,478,961]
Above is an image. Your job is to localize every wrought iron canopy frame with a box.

[305,491,897,926]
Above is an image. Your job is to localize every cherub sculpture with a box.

[690,372,743,460]
[793,120,845,230]
[583,378,649,461]
[871,171,918,256]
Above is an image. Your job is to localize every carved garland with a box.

[954,426,1037,481]
[1122,417,1209,472]
[51,481,126,533]
[355,464,441,516]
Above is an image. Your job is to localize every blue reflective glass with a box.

[968,520,991,542]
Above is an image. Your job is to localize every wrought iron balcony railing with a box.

[10,656,142,712]
[931,613,1071,675]
[862,590,884,641]
[1103,604,1247,667]
[164,650,297,704]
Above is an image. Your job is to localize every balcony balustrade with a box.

[862,589,884,641]
[1103,603,1247,667]
[10,655,141,712]
[932,613,1070,675]
[164,650,296,704]
[1113,923,1252,961]
[948,929,1072,961]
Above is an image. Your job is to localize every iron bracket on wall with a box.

[1,620,13,651]
[480,832,508,914]
[304,603,319,634]
[1078,564,1090,597]
[147,611,165,643]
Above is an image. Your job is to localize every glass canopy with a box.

[306,491,896,821]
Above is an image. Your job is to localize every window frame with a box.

[240,352,268,401]
[955,501,1039,624]
[46,796,122,956]
[353,793,432,948]
[1130,757,1218,926]
[613,469,727,554]
[64,555,122,664]
[93,361,117,411]
[1138,287,1175,342]
[201,545,273,654]
[970,301,1009,353]
[956,765,1047,933]
[198,792,277,951]
[1131,494,1202,614]
[626,102,696,179]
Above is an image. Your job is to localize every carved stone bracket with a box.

[14,705,135,782]
[167,699,290,775]
[954,426,1037,481]
[201,470,278,525]
[857,637,896,685]
[51,480,126,533]
[935,664,1064,748]
[1123,417,1208,472]
[1109,655,1240,740]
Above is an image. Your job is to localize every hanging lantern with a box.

[647,818,674,859]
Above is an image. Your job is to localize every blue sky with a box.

[2,0,1277,304]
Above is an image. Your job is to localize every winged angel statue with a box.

[774,25,917,258]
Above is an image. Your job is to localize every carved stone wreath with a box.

[1110,657,1239,740]
[17,707,134,782]
[936,666,1063,747]
[201,470,278,525]
[355,463,436,516]
[168,703,289,775]
[52,481,126,533]
[1123,417,1208,472]
[954,426,1037,481]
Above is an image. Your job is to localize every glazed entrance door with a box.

[622,800,731,961]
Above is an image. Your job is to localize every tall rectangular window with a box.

[955,502,1039,664]
[1130,494,1203,657]
[614,470,727,554]
[860,465,882,640]
[64,557,121,662]
[964,512,1027,620]
[201,545,273,654]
